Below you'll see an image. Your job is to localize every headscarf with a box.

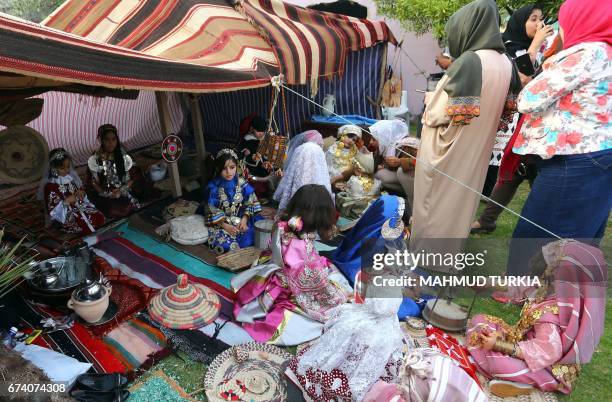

[443,0,518,125]
[369,120,409,157]
[540,240,607,366]
[502,4,541,56]
[337,124,362,139]
[284,130,323,169]
[273,142,331,210]
[558,0,612,49]
[332,195,403,285]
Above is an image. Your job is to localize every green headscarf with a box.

[443,0,519,125]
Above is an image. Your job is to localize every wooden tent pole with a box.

[155,91,182,198]
[375,42,388,120]
[188,94,206,176]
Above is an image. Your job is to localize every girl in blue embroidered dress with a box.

[202,149,262,254]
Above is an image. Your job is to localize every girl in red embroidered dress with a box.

[43,148,105,234]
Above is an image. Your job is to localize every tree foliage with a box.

[0,0,64,23]
[375,0,563,42]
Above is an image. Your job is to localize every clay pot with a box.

[67,285,112,323]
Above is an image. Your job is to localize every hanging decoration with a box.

[161,134,183,163]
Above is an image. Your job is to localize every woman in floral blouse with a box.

[506,0,611,276]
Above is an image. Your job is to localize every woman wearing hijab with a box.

[473,4,554,233]
[273,141,331,211]
[369,119,414,199]
[410,0,519,265]
[284,130,323,170]
[506,0,611,276]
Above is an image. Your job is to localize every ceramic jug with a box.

[322,94,336,117]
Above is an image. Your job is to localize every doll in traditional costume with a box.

[237,114,277,199]
[335,151,382,219]
[40,148,105,234]
[326,124,363,181]
[467,240,606,397]
[203,149,262,254]
[86,124,142,218]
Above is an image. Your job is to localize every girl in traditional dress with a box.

[285,209,411,402]
[232,184,350,345]
[203,149,262,254]
[467,240,606,397]
[86,124,141,218]
[273,141,332,211]
[41,148,105,234]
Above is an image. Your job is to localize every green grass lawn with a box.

[147,182,610,401]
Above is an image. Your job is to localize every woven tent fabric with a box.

[240,0,395,85]
[0,12,271,94]
[36,0,393,87]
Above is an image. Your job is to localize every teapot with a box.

[67,276,112,323]
[322,94,336,117]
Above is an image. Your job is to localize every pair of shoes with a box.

[470,221,496,234]
[70,373,129,402]
[489,380,534,397]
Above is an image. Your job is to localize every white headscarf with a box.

[274,142,332,210]
[369,119,409,157]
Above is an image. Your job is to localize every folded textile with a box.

[103,317,169,374]
[17,298,125,374]
[140,312,233,364]
[14,342,92,386]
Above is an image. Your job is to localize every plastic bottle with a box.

[2,326,18,349]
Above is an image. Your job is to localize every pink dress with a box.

[467,240,607,394]
[232,221,348,343]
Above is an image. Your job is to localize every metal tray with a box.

[26,256,88,293]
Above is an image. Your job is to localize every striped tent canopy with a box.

[34,0,394,90]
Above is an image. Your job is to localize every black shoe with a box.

[70,389,130,402]
[74,373,128,392]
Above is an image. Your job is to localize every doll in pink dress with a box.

[467,240,607,396]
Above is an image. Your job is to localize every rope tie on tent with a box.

[278,81,565,241]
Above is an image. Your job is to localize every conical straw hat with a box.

[148,274,220,330]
